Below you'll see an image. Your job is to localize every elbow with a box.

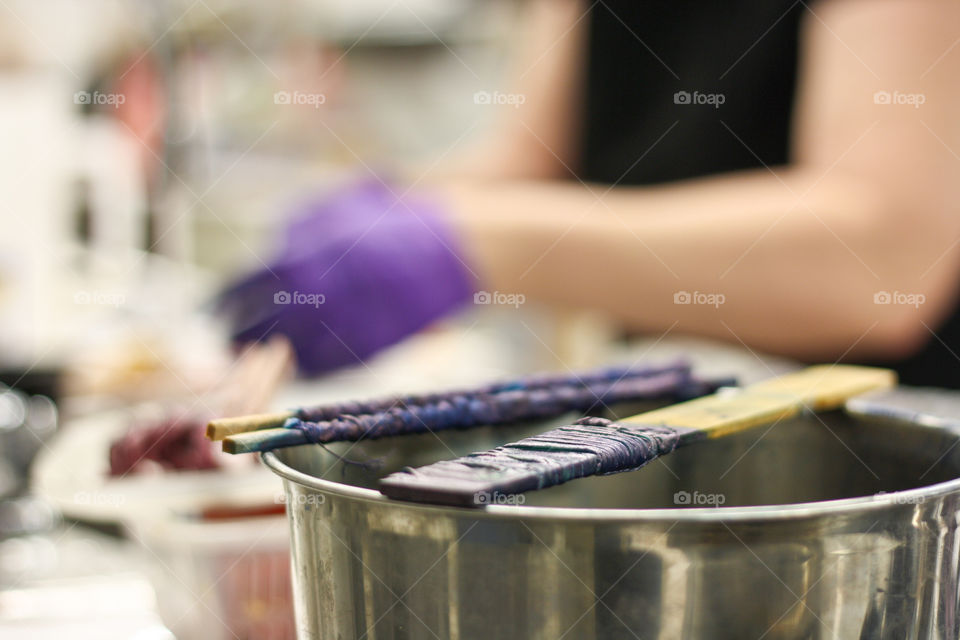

[844,197,960,361]
[858,307,934,361]
[782,299,935,362]
[852,264,958,362]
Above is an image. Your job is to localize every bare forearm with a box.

[446,168,959,360]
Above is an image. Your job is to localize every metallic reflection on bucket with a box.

[265,409,960,639]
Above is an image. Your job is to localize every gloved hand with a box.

[218,178,476,375]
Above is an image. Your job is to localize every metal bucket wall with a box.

[265,411,960,640]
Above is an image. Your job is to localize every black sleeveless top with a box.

[576,1,960,388]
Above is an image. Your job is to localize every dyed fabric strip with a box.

[285,371,724,445]
[292,360,692,423]
[379,417,703,506]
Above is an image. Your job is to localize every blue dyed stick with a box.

[222,370,734,454]
[208,360,692,440]
[294,360,693,422]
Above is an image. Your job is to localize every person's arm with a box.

[445,0,960,361]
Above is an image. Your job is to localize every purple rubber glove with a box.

[219,178,476,375]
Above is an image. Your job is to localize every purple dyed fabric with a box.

[379,417,702,507]
[219,179,476,375]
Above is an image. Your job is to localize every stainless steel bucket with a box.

[263,397,960,639]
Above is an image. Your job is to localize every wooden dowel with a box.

[223,426,305,454]
[207,411,295,441]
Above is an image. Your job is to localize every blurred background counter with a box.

[0,1,795,638]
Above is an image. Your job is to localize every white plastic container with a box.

[127,506,294,640]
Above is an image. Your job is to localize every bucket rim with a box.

[261,447,960,524]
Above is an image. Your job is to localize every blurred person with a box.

[221,0,960,387]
